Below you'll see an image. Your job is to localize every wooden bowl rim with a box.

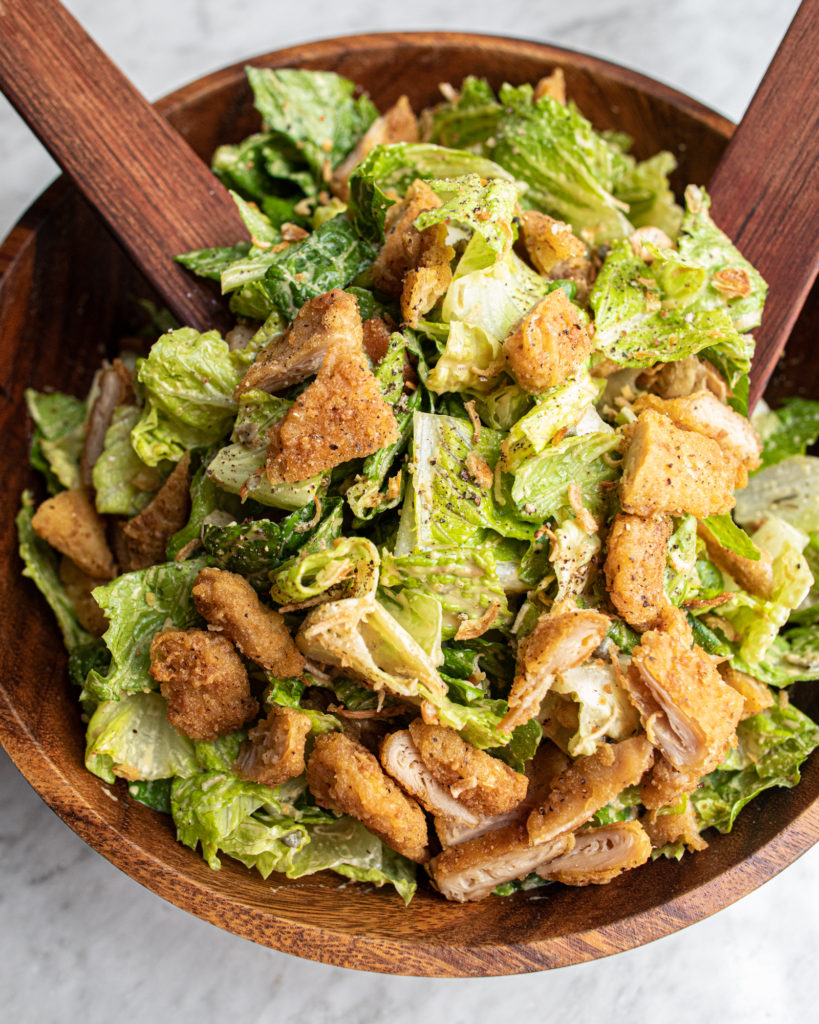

[1,30,815,977]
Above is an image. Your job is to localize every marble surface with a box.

[2,0,817,1019]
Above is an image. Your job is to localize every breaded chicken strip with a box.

[401,221,454,327]
[32,488,116,579]
[192,567,305,677]
[149,629,259,740]
[407,720,528,817]
[502,605,610,731]
[115,452,191,572]
[639,753,701,811]
[331,96,419,201]
[542,820,652,885]
[503,288,594,393]
[428,824,574,902]
[642,803,708,853]
[234,706,312,786]
[624,611,744,776]
[698,520,774,599]
[519,211,594,302]
[633,390,761,486]
[371,179,442,296]
[719,664,774,719]
[306,732,428,862]
[236,289,362,397]
[527,736,654,844]
[59,556,108,635]
[620,409,737,517]
[265,341,399,483]
[604,513,672,632]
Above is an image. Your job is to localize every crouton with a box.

[236,289,363,397]
[503,288,594,393]
[620,409,737,517]
[149,629,259,740]
[59,556,108,635]
[698,519,774,599]
[642,803,708,853]
[265,341,399,483]
[234,706,312,786]
[533,68,567,105]
[306,732,429,862]
[719,664,775,719]
[519,211,593,301]
[604,513,672,631]
[192,567,305,677]
[542,820,653,885]
[116,452,191,572]
[331,96,419,201]
[401,221,454,326]
[31,488,116,580]
[371,180,442,296]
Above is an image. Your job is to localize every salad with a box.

[17,66,819,903]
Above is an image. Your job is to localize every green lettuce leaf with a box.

[25,387,87,492]
[756,398,819,470]
[128,778,174,814]
[416,174,521,264]
[702,513,760,561]
[93,405,163,515]
[269,536,380,605]
[541,661,639,758]
[734,456,819,535]
[612,150,682,238]
[473,380,534,431]
[426,321,503,396]
[425,76,502,150]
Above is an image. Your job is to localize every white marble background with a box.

[2,1,817,1021]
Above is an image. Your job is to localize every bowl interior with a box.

[0,32,817,977]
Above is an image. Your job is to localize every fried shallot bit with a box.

[236,289,362,396]
[697,520,774,600]
[428,823,574,902]
[400,221,455,326]
[465,450,493,491]
[502,605,610,731]
[81,358,135,487]
[408,720,529,818]
[454,600,501,641]
[149,629,259,741]
[633,390,761,485]
[265,341,399,483]
[526,736,654,845]
[567,482,598,534]
[192,567,305,678]
[533,67,566,104]
[642,803,708,854]
[503,287,594,393]
[719,664,775,719]
[371,179,443,296]
[619,409,737,518]
[306,732,429,862]
[331,95,419,201]
[712,265,753,299]
[116,452,191,572]
[234,706,313,787]
[519,210,594,300]
[604,512,672,632]
[624,618,744,777]
[542,820,653,885]
[32,488,116,580]
[361,316,392,365]
[639,753,701,811]
[59,556,108,635]
[464,399,482,442]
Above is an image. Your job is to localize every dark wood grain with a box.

[0,0,245,333]
[1,32,817,978]
[707,0,819,408]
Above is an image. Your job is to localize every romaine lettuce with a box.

[269,537,380,605]
[93,405,163,515]
[734,456,819,535]
[416,174,521,264]
[25,387,87,492]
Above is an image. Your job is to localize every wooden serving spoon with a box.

[0,0,816,403]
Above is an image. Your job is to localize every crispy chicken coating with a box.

[429,824,575,902]
[59,556,108,635]
[331,95,419,201]
[639,754,701,811]
[526,736,654,844]
[116,452,191,572]
[371,179,443,296]
[407,720,528,818]
[401,221,454,326]
[633,390,761,487]
[502,605,610,731]
[306,732,429,862]
[149,629,259,741]
[234,706,312,786]
[698,520,774,599]
[503,287,594,393]
[542,820,653,885]
[192,567,305,677]
[620,409,737,517]
[265,341,399,483]
[604,513,672,632]
[236,289,362,396]
[519,210,594,302]
[31,488,116,580]
[642,803,708,853]
[361,316,392,365]
[719,664,774,719]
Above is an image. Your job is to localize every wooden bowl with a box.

[1,32,817,977]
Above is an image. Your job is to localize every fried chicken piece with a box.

[624,618,744,776]
[192,567,305,677]
[234,706,312,786]
[236,289,362,396]
[639,754,701,811]
[604,513,672,632]
[149,629,259,741]
[115,452,191,572]
[642,803,708,853]
[502,605,610,731]
[59,556,108,635]
[401,221,454,326]
[306,732,429,862]
[361,316,391,365]
[638,355,729,402]
[265,341,399,483]
[620,409,737,518]
[503,287,594,393]
[519,211,594,302]
[719,664,774,719]
[371,179,443,296]
[31,488,116,579]
[697,520,774,599]
[633,390,761,487]
[526,736,654,844]
[331,95,419,201]
[81,358,134,487]
[429,824,574,902]
[542,820,652,885]
[407,720,528,817]
[534,68,566,104]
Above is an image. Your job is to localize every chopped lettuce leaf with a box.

[93,405,162,515]
[541,661,639,758]
[25,387,87,492]
[128,778,173,814]
[425,76,502,150]
[426,321,503,396]
[416,174,521,264]
[702,513,760,561]
[664,515,699,605]
[756,398,819,470]
[474,380,534,431]
[613,150,682,238]
[269,536,380,605]
[734,456,819,535]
